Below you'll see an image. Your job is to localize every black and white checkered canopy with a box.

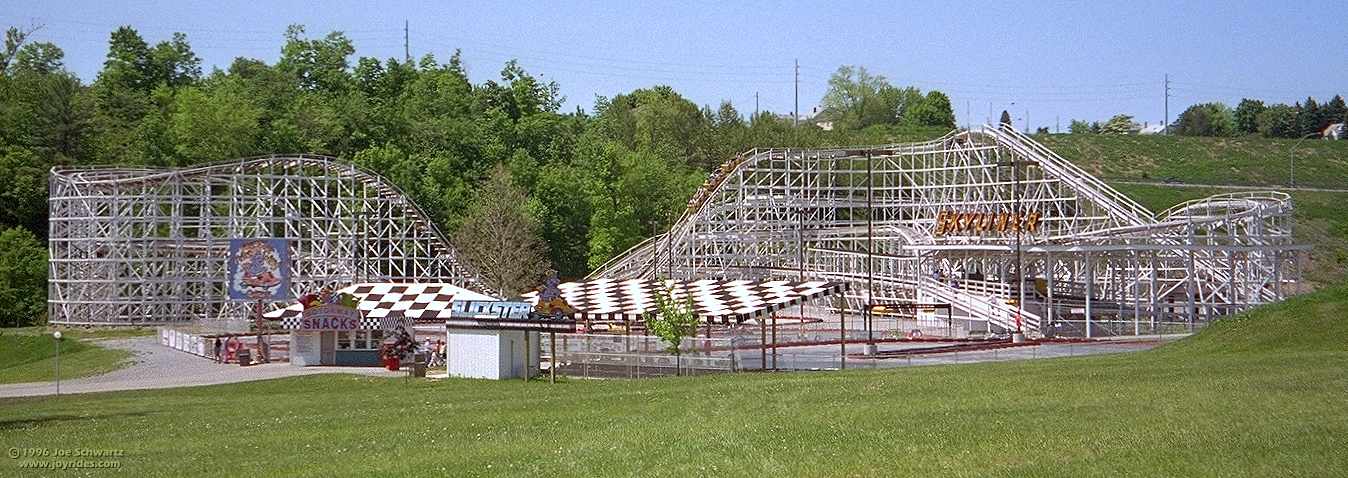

[522,278,848,324]
[263,283,498,326]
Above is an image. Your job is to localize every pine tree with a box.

[1298,97,1320,136]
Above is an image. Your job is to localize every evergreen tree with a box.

[1298,97,1320,136]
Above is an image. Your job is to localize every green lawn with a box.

[2,286,1346,477]
[0,327,147,384]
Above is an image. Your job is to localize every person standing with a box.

[213,337,223,364]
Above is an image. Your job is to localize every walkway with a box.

[0,337,402,399]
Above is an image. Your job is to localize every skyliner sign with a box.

[933,210,1044,236]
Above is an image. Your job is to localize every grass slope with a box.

[1042,134,1348,189]
[2,288,1346,477]
[0,328,146,384]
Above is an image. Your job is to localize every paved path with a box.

[0,337,402,399]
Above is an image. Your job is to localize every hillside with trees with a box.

[0,25,955,326]
[3,23,1345,327]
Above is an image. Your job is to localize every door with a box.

[320,331,337,365]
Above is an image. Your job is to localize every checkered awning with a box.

[263,283,498,322]
[522,278,848,324]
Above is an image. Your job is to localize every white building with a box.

[1325,123,1344,140]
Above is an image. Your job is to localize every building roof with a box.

[521,278,849,324]
[263,283,497,321]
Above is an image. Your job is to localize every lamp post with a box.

[1289,132,1318,188]
[53,330,62,397]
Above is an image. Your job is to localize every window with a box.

[337,331,351,350]
[370,330,384,349]
[353,331,368,350]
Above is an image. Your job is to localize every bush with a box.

[1174,102,1236,137]
[0,227,47,327]
[1257,104,1300,138]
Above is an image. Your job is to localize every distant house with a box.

[1138,123,1165,135]
[807,106,838,131]
[1325,123,1344,140]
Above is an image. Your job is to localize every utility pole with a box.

[1024,109,1029,133]
[754,91,759,122]
[1056,115,1060,134]
[404,20,411,63]
[1163,73,1171,135]
[865,152,875,356]
[793,59,799,128]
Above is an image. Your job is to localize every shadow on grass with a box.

[0,411,151,431]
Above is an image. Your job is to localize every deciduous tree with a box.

[0,227,47,327]
[453,165,551,297]
[1234,99,1265,135]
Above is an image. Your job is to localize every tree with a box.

[1034,126,1050,135]
[13,42,63,75]
[0,227,47,327]
[453,165,551,297]
[1298,97,1320,136]
[146,32,200,89]
[1101,114,1139,135]
[645,280,700,374]
[907,90,956,128]
[820,65,898,129]
[0,149,47,235]
[170,79,262,164]
[277,25,355,92]
[999,110,1012,128]
[1257,104,1299,138]
[98,26,151,94]
[1173,103,1235,137]
[1322,95,1346,131]
[0,26,38,75]
[1233,99,1265,135]
[1068,119,1092,134]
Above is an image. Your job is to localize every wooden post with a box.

[770,312,778,369]
[549,331,556,384]
[759,316,767,371]
[523,331,530,382]
[838,305,847,370]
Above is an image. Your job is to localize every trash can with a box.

[236,348,252,367]
[411,352,427,377]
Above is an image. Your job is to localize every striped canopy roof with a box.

[522,278,848,324]
[263,283,497,321]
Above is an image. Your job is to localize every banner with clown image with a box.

[228,239,292,300]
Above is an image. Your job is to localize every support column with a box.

[1085,254,1094,339]
[838,304,847,370]
[771,312,778,369]
[760,317,767,371]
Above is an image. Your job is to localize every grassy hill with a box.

[2,286,1346,477]
[1034,133,1348,287]
[1042,134,1348,189]
[0,328,146,384]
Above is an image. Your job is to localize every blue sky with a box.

[5,1,1344,130]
